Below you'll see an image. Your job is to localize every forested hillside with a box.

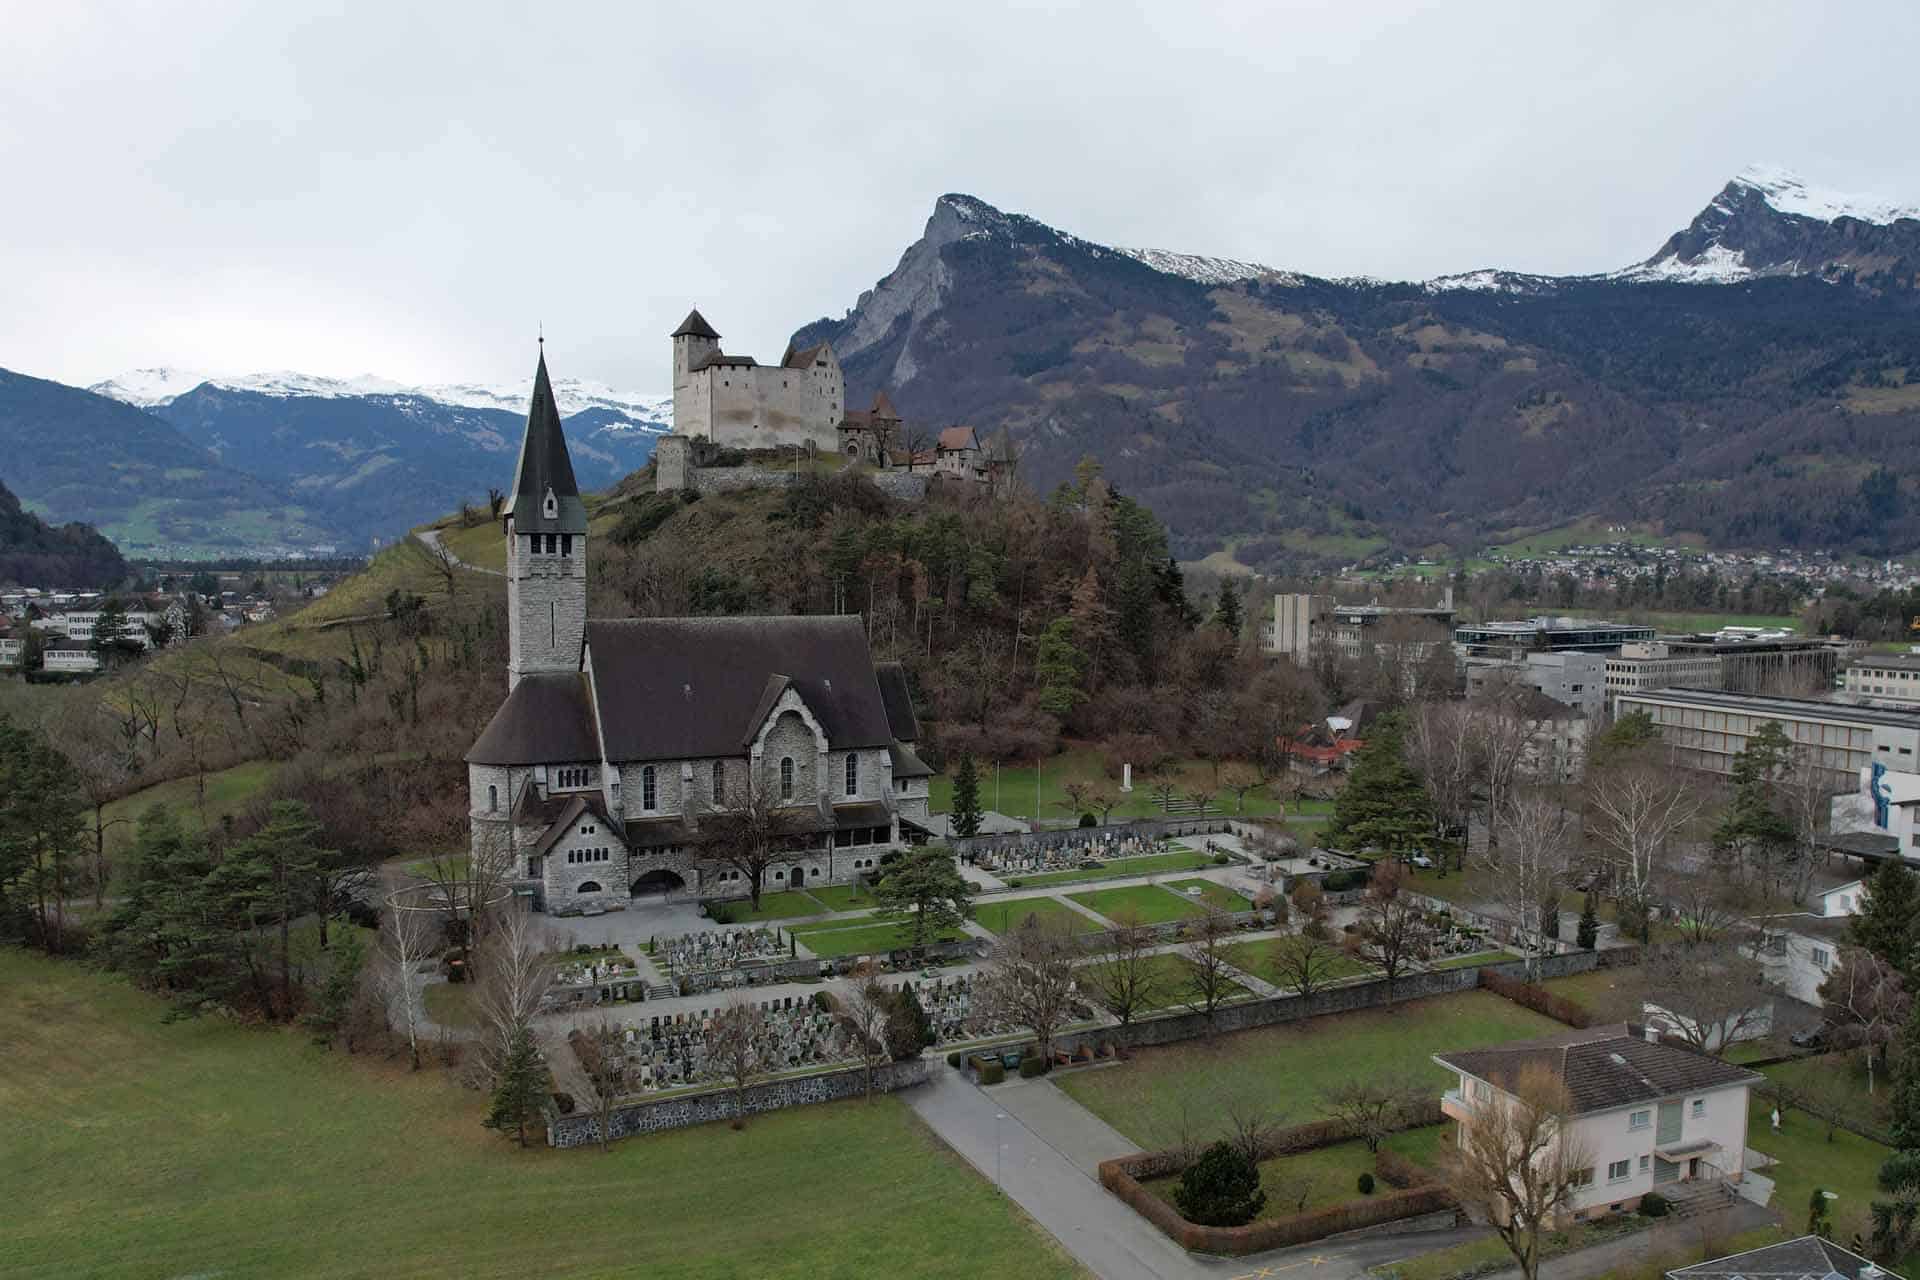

[0,479,127,587]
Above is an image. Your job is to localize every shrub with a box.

[1356,1172,1375,1196]
[1008,879,1024,888]
[1019,1056,1050,1078]
[1478,968,1594,1028]
[706,901,736,925]
[1213,854,1231,865]
[947,1051,963,1068]
[1174,1141,1267,1227]
[550,1091,576,1114]
[980,1061,1006,1085]
[1640,1191,1668,1218]
[1080,812,1097,828]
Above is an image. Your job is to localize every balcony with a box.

[1441,1090,1473,1123]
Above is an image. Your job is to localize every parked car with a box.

[1409,854,1435,869]
[1789,1025,1828,1050]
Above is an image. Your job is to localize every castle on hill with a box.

[466,347,935,914]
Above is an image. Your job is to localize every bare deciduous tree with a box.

[1181,905,1239,1031]
[1445,1063,1595,1280]
[972,913,1083,1061]
[1079,908,1163,1026]
[1406,699,1481,858]
[1612,941,1774,1058]
[1479,791,1579,976]
[1321,1078,1421,1153]
[475,906,553,1072]
[379,876,434,1070]
[839,963,894,1097]
[569,1018,631,1152]
[1270,930,1345,1000]
[700,775,802,910]
[1584,756,1703,933]
[709,996,771,1128]
[1818,947,1908,1094]
[1349,860,1434,1001]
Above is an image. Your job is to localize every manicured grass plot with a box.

[1747,1094,1915,1273]
[0,949,1083,1279]
[1220,937,1375,989]
[1067,884,1207,926]
[1427,949,1514,972]
[973,896,1101,936]
[1080,952,1252,1012]
[806,883,881,912]
[1144,1135,1398,1218]
[1009,849,1217,888]
[723,890,829,922]
[1056,990,1563,1148]
[789,919,969,958]
[1161,878,1253,912]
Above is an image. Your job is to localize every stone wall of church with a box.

[544,814,629,912]
[621,759,688,821]
[761,711,821,807]
[507,531,587,687]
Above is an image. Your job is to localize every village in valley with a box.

[8,299,1920,1280]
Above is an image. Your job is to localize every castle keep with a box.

[467,349,934,914]
[669,308,844,451]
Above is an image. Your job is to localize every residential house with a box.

[1437,1025,1761,1221]
[1668,1235,1900,1280]
[1751,881,1863,1006]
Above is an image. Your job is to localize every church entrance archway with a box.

[631,869,686,897]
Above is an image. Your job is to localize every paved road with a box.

[905,1065,1486,1280]
[414,527,503,577]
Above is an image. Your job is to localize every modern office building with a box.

[1841,651,1920,704]
[1264,591,1456,664]
[1454,617,1656,661]
[1613,687,1920,786]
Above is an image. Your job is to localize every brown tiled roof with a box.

[834,801,893,827]
[671,309,720,339]
[937,425,978,451]
[467,673,599,765]
[783,343,825,369]
[585,616,896,761]
[874,662,919,742]
[840,409,873,429]
[871,390,900,420]
[626,818,700,849]
[1436,1026,1762,1115]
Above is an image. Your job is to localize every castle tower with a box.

[669,308,721,436]
[503,347,589,690]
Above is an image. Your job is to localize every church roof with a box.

[874,662,919,742]
[888,740,935,779]
[671,309,721,339]
[502,351,589,535]
[530,794,622,858]
[466,672,598,765]
[585,616,897,761]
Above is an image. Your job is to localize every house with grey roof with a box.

[1437,1024,1762,1222]
[1668,1235,1900,1280]
[466,349,934,915]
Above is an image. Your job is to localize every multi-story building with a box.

[1453,617,1656,661]
[1614,687,1920,787]
[1604,642,1726,702]
[1468,651,1607,720]
[1842,652,1920,704]
[1438,1027,1760,1221]
[1264,591,1456,664]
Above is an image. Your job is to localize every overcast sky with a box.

[7,0,1919,395]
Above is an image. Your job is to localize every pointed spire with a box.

[671,308,721,339]
[503,347,588,534]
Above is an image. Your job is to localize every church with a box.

[465,349,935,915]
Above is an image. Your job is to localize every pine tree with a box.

[485,1024,548,1148]
[1889,1004,1920,1151]
[1327,713,1432,858]
[885,982,936,1060]
[875,846,974,947]
[1214,579,1243,635]
[1034,616,1087,716]
[1851,858,1919,974]
[951,755,983,839]
[305,927,368,1048]
[1576,890,1599,950]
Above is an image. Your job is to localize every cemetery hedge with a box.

[0,948,1084,1279]
[1476,967,1594,1028]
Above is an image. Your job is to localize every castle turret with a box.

[503,347,589,690]
[670,308,721,436]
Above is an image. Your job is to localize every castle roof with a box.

[782,342,826,369]
[502,351,589,535]
[937,425,979,452]
[671,309,721,339]
[870,390,900,421]
[585,616,895,761]
[690,351,757,371]
[466,672,598,765]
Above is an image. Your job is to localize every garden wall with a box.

[544,1057,930,1148]
[951,816,1240,862]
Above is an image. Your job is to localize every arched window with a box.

[487,784,498,811]
[712,760,725,803]
[641,766,657,811]
[779,757,794,800]
[844,753,858,796]
[577,881,602,894]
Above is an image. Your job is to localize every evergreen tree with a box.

[1851,859,1919,974]
[1889,1004,1920,1151]
[884,982,936,1060]
[1871,1005,1920,1256]
[1576,890,1600,950]
[1713,720,1794,873]
[485,1024,548,1148]
[951,755,983,839]
[305,926,367,1047]
[1034,617,1087,716]
[1213,578,1243,635]
[89,598,139,670]
[874,846,974,947]
[1174,1140,1266,1227]
[1327,713,1432,858]
[229,801,324,1018]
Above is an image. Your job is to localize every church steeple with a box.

[504,346,589,690]
[504,349,589,535]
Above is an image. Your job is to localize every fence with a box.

[544,1057,930,1148]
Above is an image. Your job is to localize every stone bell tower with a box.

[503,345,589,690]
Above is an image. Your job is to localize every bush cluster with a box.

[1477,968,1594,1028]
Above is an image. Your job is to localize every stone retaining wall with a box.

[545,1057,930,1148]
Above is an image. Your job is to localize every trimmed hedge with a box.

[1374,1145,1434,1191]
[1478,967,1593,1028]
[1018,1056,1050,1078]
[980,1060,1005,1084]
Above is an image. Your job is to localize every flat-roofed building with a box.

[1842,652,1920,704]
[1605,642,1726,701]
[1263,591,1455,664]
[1615,687,1920,786]
[1454,617,1656,661]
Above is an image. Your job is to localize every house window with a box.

[780,757,794,800]
[1691,1099,1705,1119]
[1639,1155,1650,1172]
[1607,1160,1631,1183]
[487,784,498,811]
[642,766,657,811]
[712,760,725,802]
[845,753,858,796]
[1629,1109,1650,1131]
[1570,1167,1594,1187]
[561,534,572,557]
[1814,947,1832,970]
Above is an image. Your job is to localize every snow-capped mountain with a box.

[1114,247,1299,287]
[91,367,671,429]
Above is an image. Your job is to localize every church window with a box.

[712,760,725,802]
[641,766,657,811]
[845,753,858,796]
[487,784,498,811]
[577,881,602,894]
[561,534,572,556]
[780,757,794,800]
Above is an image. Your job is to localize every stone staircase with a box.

[1660,1178,1737,1220]
[1160,797,1221,816]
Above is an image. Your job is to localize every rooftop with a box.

[1617,686,1920,729]
[1847,653,1920,672]
[1456,616,1655,636]
[1436,1024,1762,1114]
[1667,1234,1898,1280]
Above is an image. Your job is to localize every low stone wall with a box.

[545,1057,930,1148]
[868,471,929,501]
[691,466,797,495]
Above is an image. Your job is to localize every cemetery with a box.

[609,993,855,1094]
[661,926,792,975]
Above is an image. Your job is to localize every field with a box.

[0,949,1081,1280]
[1009,849,1217,888]
[806,883,881,912]
[1067,884,1206,926]
[1746,1092,1913,1272]
[1056,990,1561,1148]
[724,890,830,922]
[1162,878,1253,912]
[788,919,969,958]
[926,747,1310,821]
[1220,937,1375,989]
[96,760,280,883]
[972,896,1101,936]
[1079,952,1252,1012]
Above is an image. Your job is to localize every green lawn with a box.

[788,920,969,958]
[1221,937,1375,989]
[723,890,829,922]
[1541,969,1631,1016]
[402,853,471,881]
[1144,1134,1383,1217]
[1747,1096,1915,1272]
[1427,949,1514,972]
[1163,878,1253,912]
[1765,1054,1887,1130]
[806,883,882,913]
[1057,990,1562,1148]
[1068,884,1207,926]
[98,760,280,884]
[928,747,1304,821]
[973,896,1102,936]
[1010,850,1216,888]
[1080,952,1252,1012]
[0,948,1082,1280]
[422,980,480,1029]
